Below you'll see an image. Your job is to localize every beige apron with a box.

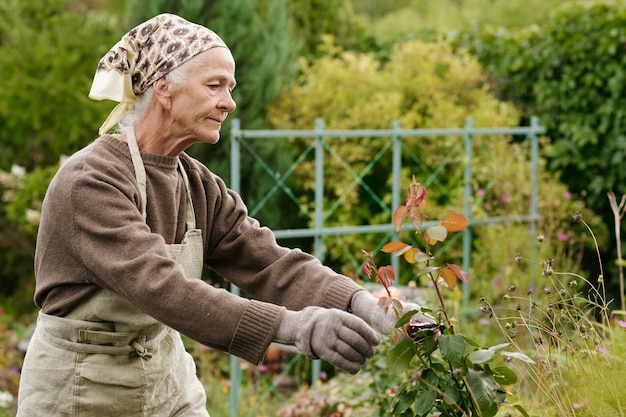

[17,129,209,417]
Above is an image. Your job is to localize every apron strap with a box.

[127,127,147,221]
[126,128,197,229]
[177,159,197,231]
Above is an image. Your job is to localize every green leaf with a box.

[392,389,416,415]
[413,251,432,263]
[488,342,510,352]
[462,335,482,348]
[443,384,461,405]
[513,404,531,417]
[492,366,518,385]
[414,390,437,416]
[468,348,495,364]
[438,334,466,365]
[416,266,440,277]
[387,338,416,373]
[500,351,535,364]
[466,369,500,417]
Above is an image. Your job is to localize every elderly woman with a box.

[17,14,430,416]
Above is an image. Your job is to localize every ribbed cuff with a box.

[229,300,284,365]
[323,276,365,311]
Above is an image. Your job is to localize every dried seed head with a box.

[571,212,583,222]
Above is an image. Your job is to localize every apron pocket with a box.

[76,351,145,415]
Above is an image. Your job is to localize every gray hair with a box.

[116,61,189,134]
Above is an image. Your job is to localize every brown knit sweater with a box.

[34,135,363,364]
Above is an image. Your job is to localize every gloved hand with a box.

[350,290,436,337]
[275,306,381,374]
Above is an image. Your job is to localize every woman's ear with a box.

[152,77,173,109]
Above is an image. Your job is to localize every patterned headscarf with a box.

[89,13,228,134]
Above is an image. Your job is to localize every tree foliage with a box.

[454,0,626,207]
[0,0,121,171]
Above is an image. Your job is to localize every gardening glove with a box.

[350,290,436,337]
[275,306,381,374]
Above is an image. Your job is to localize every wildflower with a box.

[536,234,544,243]
[543,287,551,294]
[515,253,522,263]
[508,284,516,292]
[563,191,572,199]
[618,320,626,328]
[573,398,589,409]
[26,208,41,225]
[11,164,26,177]
[501,193,511,204]
[571,212,583,222]
[476,188,486,197]
[0,391,13,408]
[557,232,568,241]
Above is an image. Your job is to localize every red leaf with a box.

[376,265,396,288]
[362,262,372,279]
[441,213,470,232]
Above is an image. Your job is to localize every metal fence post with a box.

[392,120,402,276]
[462,118,473,307]
[229,118,242,417]
[311,117,325,384]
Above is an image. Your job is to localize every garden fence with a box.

[227,116,545,416]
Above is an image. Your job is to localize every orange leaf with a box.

[381,241,410,253]
[403,247,420,264]
[445,263,470,284]
[441,213,470,232]
[392,206,407,233]
[440,268,458,290]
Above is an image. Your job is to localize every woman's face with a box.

[167,47,237,144]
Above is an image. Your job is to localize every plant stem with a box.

[608,191,626,311]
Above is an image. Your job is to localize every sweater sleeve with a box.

[199,169,364,313]
[68,154,283,364]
